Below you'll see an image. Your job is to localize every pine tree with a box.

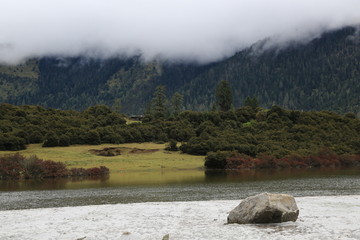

[152,85,167,119]
[215,80,233,112]
[171,92,183,116]
[111,98,122,113]
[244,96,259,109]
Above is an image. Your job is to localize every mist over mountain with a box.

[1,0,360,64]
[0,27,359,115]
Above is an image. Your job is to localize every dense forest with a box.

[1,95,359,170]
[0,27,359,114]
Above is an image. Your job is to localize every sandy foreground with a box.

[1,195,360,240]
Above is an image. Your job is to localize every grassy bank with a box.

[0,143,205,172]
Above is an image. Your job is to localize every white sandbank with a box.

[1,195,360,240]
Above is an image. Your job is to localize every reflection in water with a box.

[0,175,110,192]
[1,167,360,210]
[0,170,205,191]
[205,167,360,182]
[2,167,359,192]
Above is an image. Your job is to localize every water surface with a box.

[1,168,360,210]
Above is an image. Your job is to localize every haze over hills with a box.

[0,27,359,114]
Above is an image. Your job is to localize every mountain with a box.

[0,27,359,115]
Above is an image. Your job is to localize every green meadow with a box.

[0,143,205,173]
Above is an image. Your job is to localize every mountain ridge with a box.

[0,27,359,115]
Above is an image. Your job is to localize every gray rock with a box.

[227,193,299,224]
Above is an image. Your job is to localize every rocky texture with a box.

[227,193,299,224]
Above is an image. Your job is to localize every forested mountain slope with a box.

[0,27,359,114]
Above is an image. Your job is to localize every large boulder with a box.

[227,193,299,224]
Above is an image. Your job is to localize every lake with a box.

[1,167,360,211]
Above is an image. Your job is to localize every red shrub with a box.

[307,149,341,168]
[226,155,255,169]
[224,151,360,170]
[0,154,109,180]
[272,158,291,168]
[85,166,110,176]
[256,155,277,168]
[0,153,25,179]
[340,155,358,166]
[41,160,68,178]
[70,166,109,177]
[284,154,309,168]
[69,168,87,177]
[99,166,110,175]
[22,156,68,178]
[23,157,45,178]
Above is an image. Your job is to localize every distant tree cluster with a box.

[0,104,127,150]
[1,85,360,171]
[143,85,184,121]
[179,106,360,159]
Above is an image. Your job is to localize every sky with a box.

[1,0,360,65]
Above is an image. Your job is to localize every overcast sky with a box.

[1,0,360,64]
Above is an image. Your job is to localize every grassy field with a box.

[0,143,205,173]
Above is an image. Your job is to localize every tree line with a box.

[1,79,359,170]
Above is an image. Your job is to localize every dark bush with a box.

[84,130,101,145]
[0,134,26,151]
[58,134,71,146]
[205,151,238,169]
[42,132,60,147]
[28,131,44,144]
[165,139,179,151]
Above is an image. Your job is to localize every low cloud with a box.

[1,0,360,64]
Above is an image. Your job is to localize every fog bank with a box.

[1,0,360,64]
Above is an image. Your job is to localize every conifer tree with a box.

[112,98,122,113]
[215,80,233,112]
[152,85,167,119]
[244,96,259,109]
[171,92,183,116]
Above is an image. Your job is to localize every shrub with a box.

[84,130,101,145]
[28,131,44,143]
[0,153,25,179]
[42,132,60,147]
[205,151,238,169]
[41,160,68,178]
[0,154,109,179]
[23,155,45,178]
[85,166,110,176]
[58,134,71,146]
[0,134,26,151]
[69,167,88,177]
[226,154,254,169]
[69,166,109,177]
[165,139,179,151]
[222,151,360,170]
